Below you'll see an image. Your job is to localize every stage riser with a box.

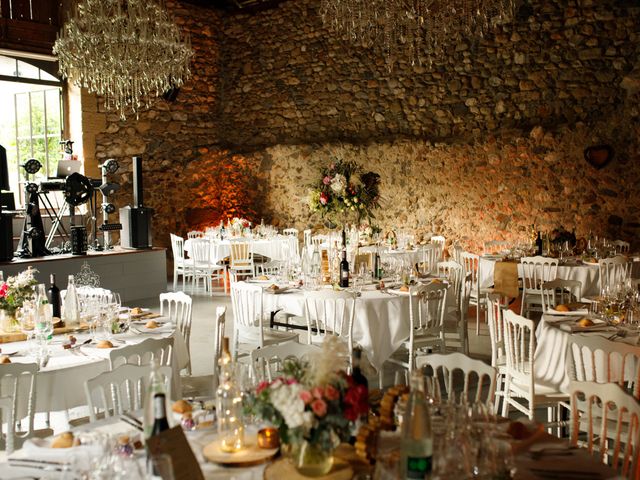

[0,248,167,303]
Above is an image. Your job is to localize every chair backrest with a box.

[303,290,357,353]
[187,230,204,239]
[283,228,298,237]
[503,310,535,391]
[109,337,174,369]
[416,352,497,406]
[451,243,463,265]
[0,395,14,453]
[520,256,559,293]
[282,234,300,261]
[540,278,583,312]
[570,381,640,479]
[599,255,630,292]
[303,229,312,248]
[250,341,321,382]
[160,292,193,349]
[170,234,186,263]
[431,235,446,260]
[437,261,463,306]
[84,364,172,423]
[420,244,438,273]
[567,335,640,400]
[0,363,37,449]
[486,293,506,368]
[212,306,227,391]
[230,281,266,349]
[460,251,480,288]
[311,235,328,249]
[229,241,253,269]
[189,238,212,266]
[613,240,630,254]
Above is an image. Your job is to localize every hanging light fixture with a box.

[54,0,194,120]
[319,0,515,66]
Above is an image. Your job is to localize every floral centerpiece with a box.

[308,159,381,227]
[0,267,38,331]
[246,337,368,476]
[229,217,251,237]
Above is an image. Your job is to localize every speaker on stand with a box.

[0,145,13,261]
[120,156,153,249]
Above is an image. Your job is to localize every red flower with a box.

[311,399,327,417]
[0,283,7,298]
[311,386,324,399]
[319,192,330,205]
[256,381,270,395]
[324,385,340,401]
[323,176,332,185]
[300,390,313,405]
[343,383,368,422]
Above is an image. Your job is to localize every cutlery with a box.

[120,412,144,431]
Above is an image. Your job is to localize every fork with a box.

[608,330,628,341]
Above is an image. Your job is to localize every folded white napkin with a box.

[11,438,103,470]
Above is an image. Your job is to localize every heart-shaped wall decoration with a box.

[584,145,614,169]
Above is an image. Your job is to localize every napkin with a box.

[10,438,104,471]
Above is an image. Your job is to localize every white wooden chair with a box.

[303,229,312,249]
[0,396,14,453]
[109,337,174,369]
[430,235,446,262]
[189,239,227,295]
[443,272,472,355]
[486,293,509,413]
[84,364,172,423]
[230,282,298,359]
[229,241,255,281]
[283,228,299,237]
[160,292,193,375]
[0,363,38,451]
[416,352,497,406]
[520,256,559,318]
[170,234,189,291]
[437,261,463,306]
[451,243,463,265]
[599,255,631,293]
[385,283,448,379]
[567,335,640,400]
[419,244,438,274]
[212,306,227,392]
[570,381,640,479]
[187,230,204,239]
[502,310,568,430]
[460,251,489,335]
[303,290,357,358]
[613,240,631,254]
[250,341,321,382]
[541,278,583,313]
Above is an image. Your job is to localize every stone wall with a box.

[87,0,640,253]
[215,0,640,251]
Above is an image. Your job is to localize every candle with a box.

[257,428,280,449]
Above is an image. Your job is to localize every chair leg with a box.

[520,292,525,316]
[501,379,510,418]
[475,301,480,335]
[378,366,384,389]
[173,268,178,291]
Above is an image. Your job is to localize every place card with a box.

[146,426,204,480]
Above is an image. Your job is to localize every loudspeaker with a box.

[132,156,144,208]
[70,226,88,255]
[120,206,153,249]
[0,214,12,261]
[0,144,9,191]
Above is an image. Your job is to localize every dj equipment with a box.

[64,172,94,206]
[56,160,82,178]
[70,226,88,255]
[99,223,122,232]
[0,145,12,261]
[120,156,153,249]
[39,180,66,192]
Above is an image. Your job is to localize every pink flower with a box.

[0,283,7,298]
[319,192,329,205]
[322,176,332,185]
[311,386,324,399]
[299,390,313,405]
[325,385,340,401]
[311,399,327,417]
[256,381,270,395]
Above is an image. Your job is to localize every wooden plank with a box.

[0,323,88,344]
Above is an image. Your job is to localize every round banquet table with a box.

[261,282,455,372]
[359,246,424,267]
[6,326,189,415]
[534,314,638,393]
[184,237,290,263]
[479,257,622,298]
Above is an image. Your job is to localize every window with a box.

[0,54,63,205]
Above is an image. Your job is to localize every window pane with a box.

[0,56,17,77]
[30,90,45,138]
[40,70,58,82]
[16,60,40,80]
[45,89,61,134]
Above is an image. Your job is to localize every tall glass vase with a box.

[0,310,20,333]
[292,440,334,477]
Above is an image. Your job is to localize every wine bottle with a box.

[47,274,61,319]
[62,275,80,328]
[150,393,170,436]
[340,247,349,288]
[535,231,543,256]
[374,248,382,280]
[143,359,166,439]
[401,371,433,479]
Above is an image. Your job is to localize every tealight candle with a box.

[257,427,280,449]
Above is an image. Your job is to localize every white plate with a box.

[582,261,599,266]
[248,277,274,284]
[130,322,174,334]
[548,308,589,316]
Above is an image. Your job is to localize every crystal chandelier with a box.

[320,0,515,65]
[54,0,193,120]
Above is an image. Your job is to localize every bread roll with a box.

[51,432,74,448]
[172,399,193,414]
[578,318,594,327]
[97,340,114,349]
[0,355,11,364]
[555,304,570,312]
[131,307,144,315]
[145,320,158,329]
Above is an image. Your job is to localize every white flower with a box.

[270,383,314,431]
[330,174,346,195]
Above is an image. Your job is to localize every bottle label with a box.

[153,395,167,420]
[407,456,432,478]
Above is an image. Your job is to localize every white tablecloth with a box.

[262,284,455,371]
[534,315,638,392]
[479,258,602,297]
[6,326,188,414]
[359,246,424,267]
[184,237,290,263]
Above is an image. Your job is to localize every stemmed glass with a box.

[17,301,36,353]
